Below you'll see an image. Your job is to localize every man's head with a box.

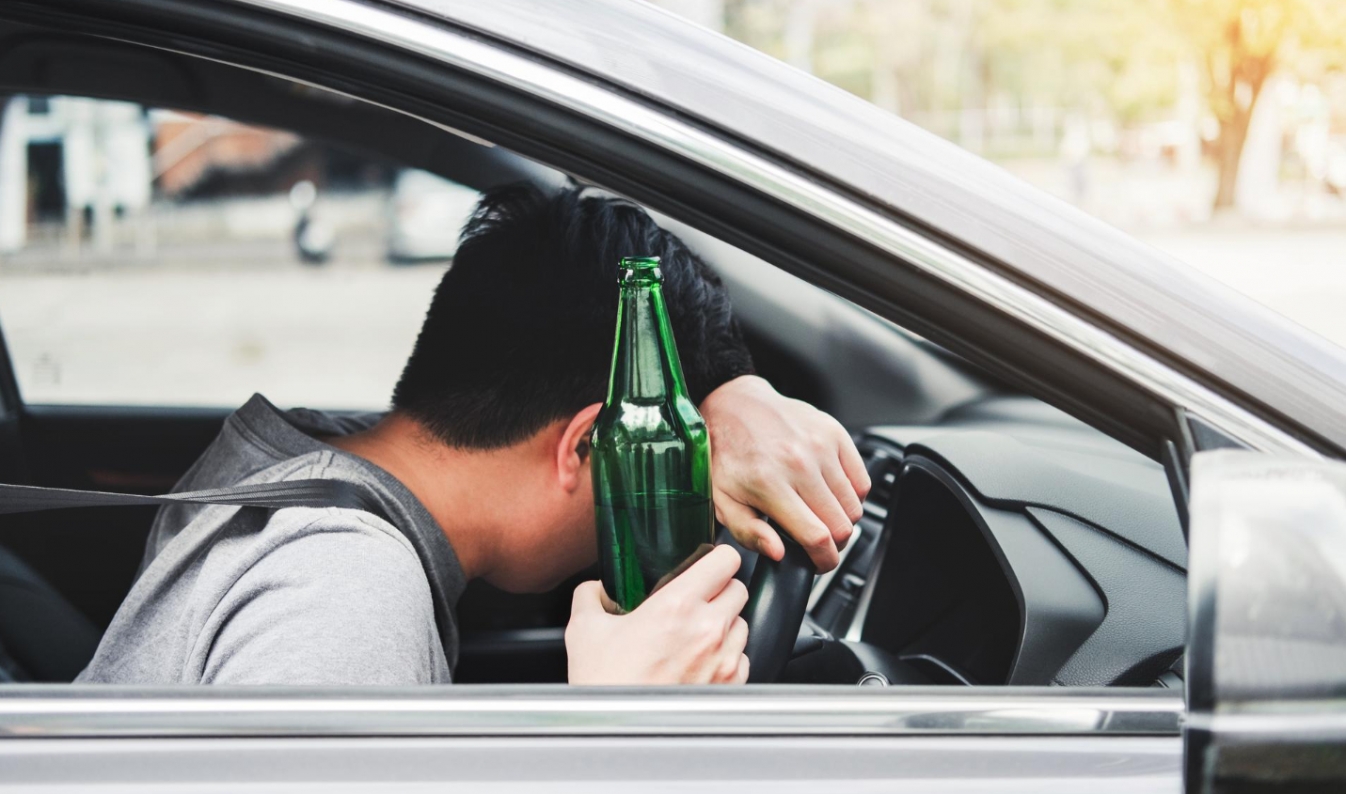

[391,184,750,591]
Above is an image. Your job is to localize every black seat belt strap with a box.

[0,480,388,522]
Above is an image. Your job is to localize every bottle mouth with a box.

[619,256,662,281]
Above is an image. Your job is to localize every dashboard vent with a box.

[862,446,903,520]
[810,444,902,635]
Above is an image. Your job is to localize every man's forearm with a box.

[698,375,870,571]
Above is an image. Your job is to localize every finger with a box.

[569,580,607,616]
[712,619,750,683]
[795,466,856,549]
[822,455,865,526]
[715,494,784,561]
[836,428,872,500]
[764,485,840,572]
[660,544,741,601]
[724,615,749,656]
[733,653,750,684]
[708,578,750,619]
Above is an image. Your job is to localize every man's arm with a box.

[197,511,444,685]
[700,375,870,572]
[673,256,870,573]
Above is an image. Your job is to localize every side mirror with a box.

[1186,451,1346,793]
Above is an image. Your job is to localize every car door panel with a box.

[0,735,1183,792]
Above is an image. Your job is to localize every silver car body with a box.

[2,0,1340,789]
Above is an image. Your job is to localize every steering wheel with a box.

[740,529,815,683]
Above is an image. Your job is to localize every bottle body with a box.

[591,257,714,612]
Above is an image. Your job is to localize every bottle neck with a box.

[606,276,692,405]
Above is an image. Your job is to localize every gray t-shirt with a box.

[77,394,466,685]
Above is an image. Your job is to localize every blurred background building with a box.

[0,96,152,255]
[0,89,478,409]
[654,0,1346,349]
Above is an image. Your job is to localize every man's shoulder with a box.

[191,504,431,616]
[83,507,443,685]
[246,506,425,583]
[197,508,446,685]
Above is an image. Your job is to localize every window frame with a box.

[0,0,1194,743]
[3,0,1306,456]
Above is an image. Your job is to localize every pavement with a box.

[0,263,445,410]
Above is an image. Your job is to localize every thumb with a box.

[716,494,784,561]
[570,580,610,616]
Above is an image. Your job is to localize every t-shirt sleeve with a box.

[197,511,446,685]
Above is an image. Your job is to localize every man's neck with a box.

[326,413,537,582]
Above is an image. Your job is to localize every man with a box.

[78,185,870,686]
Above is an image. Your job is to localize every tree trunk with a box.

[1209,46,1273,212]
[1212,104,1253,210]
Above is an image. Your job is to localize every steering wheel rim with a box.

[740,529,815,683]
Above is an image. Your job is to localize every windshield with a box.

[654,0,1346,353]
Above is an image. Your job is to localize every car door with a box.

[0,0,1293,789]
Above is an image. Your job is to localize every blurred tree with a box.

[724,0,1345,210]
[1169,0,1346,209]
[980,0,1180,123]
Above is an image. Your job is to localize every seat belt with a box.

[0,479,389,522]
[0,478,465,666]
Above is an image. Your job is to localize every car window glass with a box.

[0,95,476,410]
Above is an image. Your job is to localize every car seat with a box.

[0,545,100,682]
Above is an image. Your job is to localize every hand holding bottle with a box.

[566,545,750,685]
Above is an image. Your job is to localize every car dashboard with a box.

[795,396,1188,689]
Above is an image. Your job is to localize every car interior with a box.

[0,22,1187,690]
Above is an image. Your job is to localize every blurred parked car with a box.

[386,168,479,263]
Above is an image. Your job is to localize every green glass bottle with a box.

[592,256,714,613]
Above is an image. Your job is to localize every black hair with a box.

[391,184,755,449]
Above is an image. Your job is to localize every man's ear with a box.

[556,402,602,492]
